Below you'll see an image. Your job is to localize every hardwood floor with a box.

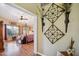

[0,41,35,56]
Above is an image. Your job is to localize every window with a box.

[6,25,19,37]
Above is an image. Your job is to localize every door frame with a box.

[6,3,38,54]
[33,16,38,53]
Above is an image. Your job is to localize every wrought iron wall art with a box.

[42,17,45,32]
[63,3,72,33]
[41,6,45,32]
[43,3,65,44]
[44,3,65,23]
[44,25,64,43]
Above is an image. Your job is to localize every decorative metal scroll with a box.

[44,3,65,23]
[63,3,72,33]
[44,25,64,44]
[43,3,65,44]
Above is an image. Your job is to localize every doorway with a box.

[0,3,38,56]
[3,17,37,56]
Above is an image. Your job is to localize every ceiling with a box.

[0,3,35,26]
[15,3,40,15]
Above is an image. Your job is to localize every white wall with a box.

[69,3,79,56]
[42,3,79,56]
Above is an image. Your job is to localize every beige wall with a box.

[69,3,79,55]
[37,16,43,53]
[42,3,79,56]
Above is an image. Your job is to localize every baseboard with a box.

[34,51,46,56]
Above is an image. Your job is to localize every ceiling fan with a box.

[20,16,28,20]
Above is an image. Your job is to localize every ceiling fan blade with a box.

[20,16,28,20]
[20,16,23,20]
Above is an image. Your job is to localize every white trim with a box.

[34,51,46,56]
[33,16,45,56]
[34,16,38,54]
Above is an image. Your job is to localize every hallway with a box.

[0,41,34,56]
